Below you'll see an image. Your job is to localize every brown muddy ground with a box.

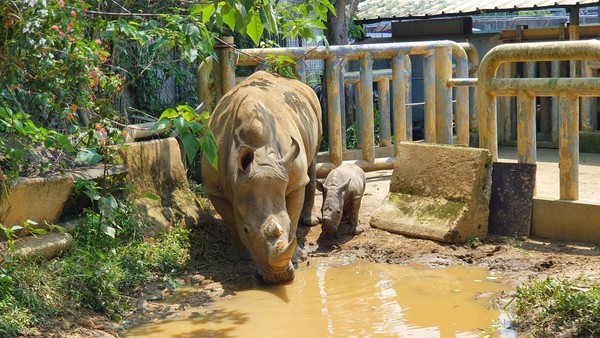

[39,153,600,337]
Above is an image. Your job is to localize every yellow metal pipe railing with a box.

[478,40,600,200]
[200,39,472,176]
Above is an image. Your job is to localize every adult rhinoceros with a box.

[201,71,322,283]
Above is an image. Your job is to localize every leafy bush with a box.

[0,206,190,336]
[510,277,600,336]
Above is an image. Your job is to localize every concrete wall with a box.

[532,197,600,243]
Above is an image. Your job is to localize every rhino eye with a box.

[244,225,250,234]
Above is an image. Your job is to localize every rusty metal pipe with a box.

[235,40,467,65]
[316,158,395,178]
[359,55,375,164]
[424,51,436,143]
[326,57,343,166]
[392,55,408,146]
[489,78,600,96]
[559,91,579,200]
[435,46,453,145]
[378,79,391,147]
[516,90,537,165]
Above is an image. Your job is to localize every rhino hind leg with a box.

[299,160,319,227]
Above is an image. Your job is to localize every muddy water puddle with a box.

[126,257,515,337]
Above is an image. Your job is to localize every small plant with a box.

[508,277,600,336]
[152,105,218,170]
[466,236,481,248]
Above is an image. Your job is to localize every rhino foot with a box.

[292,246,307,266]
[299,215,319,227]
[349,224,365,236]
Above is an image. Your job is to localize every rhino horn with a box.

[277,137,300,169]
[265,220,283,237]
[268,237,297,269]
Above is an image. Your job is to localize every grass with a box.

[0,204,192,337]
[509,277,600,337]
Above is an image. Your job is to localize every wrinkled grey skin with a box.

[316,164,366,239]
[201,71,322,284]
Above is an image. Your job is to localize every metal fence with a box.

[199,38,474,176]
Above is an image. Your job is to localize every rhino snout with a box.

[255,262,295,284]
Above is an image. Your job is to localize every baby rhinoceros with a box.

[316,164,366,239]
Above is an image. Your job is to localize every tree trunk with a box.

[322,0,360,148]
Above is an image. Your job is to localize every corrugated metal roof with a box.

[356,0,600,22]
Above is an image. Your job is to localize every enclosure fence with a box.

[198,38,475,176]
[478,39,600,201]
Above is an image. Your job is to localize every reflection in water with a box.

[125,258,515,338]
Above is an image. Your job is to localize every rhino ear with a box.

[238,145,255,174]
[337,179,351,193]
[278,137,300,169]
[316,180,326,193]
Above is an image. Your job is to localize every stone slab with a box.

[0,232,73,263]
[370,142,492,243]
[532,197,600,244]
[116,138,211,236]
[0,175,74,230]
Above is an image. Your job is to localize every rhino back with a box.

[326,164,366,198]
[202,71,322,200]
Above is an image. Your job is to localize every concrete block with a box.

[531,197,600,244]
[0,232,73,264]
[0,175,73,230]
[116,138,211,236]
[370,142,492,243]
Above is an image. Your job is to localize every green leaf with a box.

[0,107,12,120]
[246,13,264,46]
[174,116,188,135]
[99,195,119,222]
[25,219,38,226]
[181,133,200,164]
[201,3,216,23]
[143,193,161,201]
[56,134,75,152]
[30,228,47,236]
[74,148,103,166]
[176,105,195,115]
[200,133,218,169]
[189,121,203,133]
[159,108,178,120]
[309,18,327,30]
[241,0,255,11]
[44,136,56,148]
[12,119,25,134]
[101,224,116,239]
[84,188,101,201]
[151,119,170,132]
[222,5,236,31]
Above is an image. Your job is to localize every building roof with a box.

[356,0,600,23]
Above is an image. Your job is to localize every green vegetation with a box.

[1,0,333,180]
[1,1,334,336]
[0,206,191,337]
[510,277,600,336]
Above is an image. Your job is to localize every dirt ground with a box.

[44,165,600,338]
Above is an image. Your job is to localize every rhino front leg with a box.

[286,188,308,265]
[207,194,250,261]
[299,160,319,227]
[347,197,364,235]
